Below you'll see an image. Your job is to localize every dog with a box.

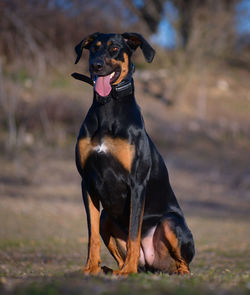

[74,32,195,275]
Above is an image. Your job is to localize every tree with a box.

[123,0,240,55]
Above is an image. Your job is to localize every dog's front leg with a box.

[113,184,146,275]
[82,184,101,275]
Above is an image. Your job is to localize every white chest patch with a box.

[93,143,108,153]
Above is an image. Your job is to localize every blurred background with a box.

[1,0,250,148]
[0,0,250,291]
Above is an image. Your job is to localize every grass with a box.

[1,270,249,295]
[0,191,249,294]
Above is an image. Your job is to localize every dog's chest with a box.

[77,136,135,172]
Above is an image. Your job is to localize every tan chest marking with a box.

[104,137,135,172]
[78,136,135,172]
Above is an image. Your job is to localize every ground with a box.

[0,68,250,294]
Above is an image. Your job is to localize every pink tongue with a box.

[95,75,112,97]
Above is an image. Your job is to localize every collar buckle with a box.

[113,80,133,99]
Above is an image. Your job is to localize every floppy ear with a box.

[122,32,155,63]
[74,32,100,64]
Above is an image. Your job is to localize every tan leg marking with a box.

[162,221,190,274]
[111,53,129,85]
[83,193,101,275]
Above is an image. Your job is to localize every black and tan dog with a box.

[74,32,195,276]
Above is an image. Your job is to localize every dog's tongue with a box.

[95,75,112,97]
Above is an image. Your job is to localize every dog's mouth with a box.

[94,68,120,97]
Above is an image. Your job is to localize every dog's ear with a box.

[122,32,155,63]
[74,32,100,64]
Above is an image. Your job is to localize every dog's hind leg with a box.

[151,213,195,274]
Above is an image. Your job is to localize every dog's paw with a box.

[174,264,190,275]
[83,265,101,275]
[175,269,190,275]
[112,266,137,276]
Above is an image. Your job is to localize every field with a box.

[0,67,250,295]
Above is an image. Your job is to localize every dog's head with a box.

[74,32,155,97]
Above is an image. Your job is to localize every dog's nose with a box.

[91,61,104,72]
